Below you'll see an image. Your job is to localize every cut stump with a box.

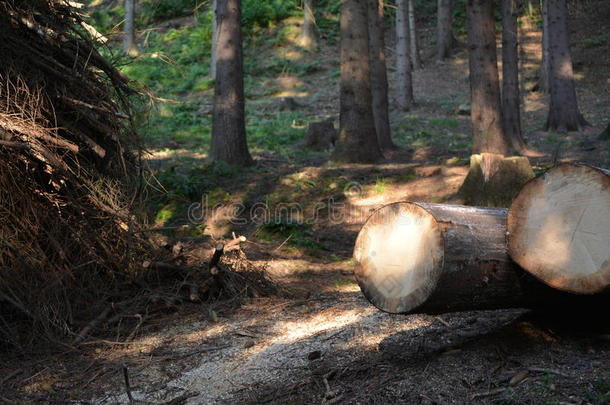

[458,153,535,207]
[507,164,610,294]
[300,121,337,151]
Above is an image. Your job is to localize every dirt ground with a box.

[1,4,609,405]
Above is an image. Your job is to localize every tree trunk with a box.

[501,0,526,153]
[436,0,454,61]
[508,164,610,295]
[467,0,508,154]
[367,0,396,150]
[408,0,422,69]
[211,0,253,166]
[298,0,318,51]
[540,0,550,93]
[211,0,218,78]
[354,202,609,314]
[544,0,588,132]
[395,0,414,111]
[332,0,383,163]
[123,0,138,56]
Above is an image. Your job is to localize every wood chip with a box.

[509,370,529,386]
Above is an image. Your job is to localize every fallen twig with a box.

[156,344,231,361]
[73,306,112,345]
[122,363,134,405]
[0,368,23,386]
[470,387,506,400]
[527,367,571,378]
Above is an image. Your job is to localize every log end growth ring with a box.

[507,164,610,294]
[353,202,444,313]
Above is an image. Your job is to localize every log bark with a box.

[507,164,610,294]
[354,201,609,315]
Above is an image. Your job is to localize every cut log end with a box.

[353,202,444,313]
[508,164,610,294]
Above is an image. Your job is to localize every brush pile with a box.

[0,1,279,351]
[0,0,147,349]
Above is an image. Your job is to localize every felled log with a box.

[507,164,610,294]
[353,202,605,314]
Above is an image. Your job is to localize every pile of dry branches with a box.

[0,0,147,350]
[0,1,279,351]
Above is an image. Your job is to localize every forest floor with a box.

[2,3,609,405]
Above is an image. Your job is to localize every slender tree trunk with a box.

[396,0,414,111]
[211,0,253,166]
[501,0,526,153]
[437,0,454,61]
[299,0,318,51]
[544,0,588,132]
[540,0,550,93]
[211,0,218,78]
[368,0,396,150]
[467,0,508,154]
[332,0,383,163]
[408,0,422,69]
[123,0,138,56]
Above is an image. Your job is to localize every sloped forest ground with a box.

[2,1,609,404]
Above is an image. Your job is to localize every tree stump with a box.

[300,121,337,151]
[507,164,610,294]
[458,153,535,207]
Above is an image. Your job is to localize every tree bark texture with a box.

[467,0,508,154]
[501,0,526,153]
[541,0,550,93]
[508,164,610,294]
[331,0,383,163]
[436,0,454,61]
[211,0,218,78]
[123,0,138,56]
[367,0,396,150]
[211,0,253,166]
[395,0,414,111]
[299,0,318,50]
[544,0,588,132]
